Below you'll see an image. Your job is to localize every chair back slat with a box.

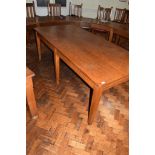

[26,1,36,18]
[104,7,113,21]
[30,7,33,18]
[97,5,104,20]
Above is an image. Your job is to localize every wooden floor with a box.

[26,36,129,155]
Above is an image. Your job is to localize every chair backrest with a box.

[69,2,82,17]
[97,5,113,21]
[48,3,61,16]
[104,7,113,21]
[97,5,104,20]
[113,8,126,23]
[90,23,113,42]
[122,9,129,24]
[26,1,36,18]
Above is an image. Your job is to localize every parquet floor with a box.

[26,36,129,155]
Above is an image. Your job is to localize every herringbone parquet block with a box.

[26,40,129,155]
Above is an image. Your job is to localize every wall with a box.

[26,0,129,19]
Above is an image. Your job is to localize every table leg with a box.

[35,32,41,61]
[109,29,113,42]
[54,48,60,85]
[88,85,103,125]
[26,78,38,119]
[116,35,120,45]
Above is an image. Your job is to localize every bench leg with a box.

[26,78,38,119]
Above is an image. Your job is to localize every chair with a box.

[113,8,126,23]
[26,1,36,18]
[122,9,129,24]
[69,2,82,17]
[90,23,113,42]
[26,1,37,47]
[48,3,61,16]
[97,5,113,21]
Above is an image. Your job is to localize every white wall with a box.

[26,0,129,19]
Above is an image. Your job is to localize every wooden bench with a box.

[26,67,38,119]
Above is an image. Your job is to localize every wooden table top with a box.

[65,16,93,22]
[27,16,129,38]
[65,16,128,29]
[35,25,128,87]
[26,16,70,27]
[38,16,70,26]
[91,20,129,38]
[93,21,129,30]
[26,16,94,27]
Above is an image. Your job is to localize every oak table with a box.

[65,16,129,39]
[104,22,129,39]
[91,20,129,39]
[26,16,129,46]
[35,25,128,124]
[26,67,38,119]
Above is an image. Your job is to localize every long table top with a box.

[35,25,128,87]
[27,16,129,39]
[26,16,69,27]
